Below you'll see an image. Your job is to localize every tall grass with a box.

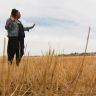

[1,27,96,96]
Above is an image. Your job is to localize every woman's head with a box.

[11,9,21,19]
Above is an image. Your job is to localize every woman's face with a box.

[16,11,21,19]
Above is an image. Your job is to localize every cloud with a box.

[0,0,96,56]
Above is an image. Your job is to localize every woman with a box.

[5,9,35,66]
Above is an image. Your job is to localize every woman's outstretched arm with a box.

[22,23,35,31]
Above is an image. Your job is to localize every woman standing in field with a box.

[5,9,35,66]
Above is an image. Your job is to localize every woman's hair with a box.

[11,9,18,17]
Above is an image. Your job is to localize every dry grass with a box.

[1,27,95,96]
[0,55,96,96]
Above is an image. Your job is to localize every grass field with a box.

[0,55,96,96]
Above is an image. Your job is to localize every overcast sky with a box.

[0,0,96,56]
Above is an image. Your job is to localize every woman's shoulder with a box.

[6,18,12,23]
[6,18,16,23]
[6,18,11,21]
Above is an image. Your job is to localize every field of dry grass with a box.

[0,55,96,96]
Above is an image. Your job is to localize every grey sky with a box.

[0,0,96,56]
